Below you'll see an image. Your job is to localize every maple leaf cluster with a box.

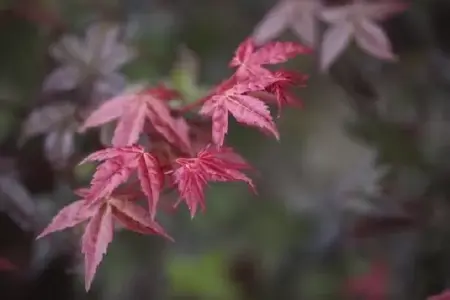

[36,37,310,290]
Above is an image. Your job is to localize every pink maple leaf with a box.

[318,0,407,71]
[80,145,164,218]
[81,204,114,291]
[37,191,171,291]
[79,84,191,151]
[266,69,307,115]
[253,0,322,47]
[173,145,255,217]
[199,77,280,146]
[230,38,310,79]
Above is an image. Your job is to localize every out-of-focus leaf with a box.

[318,1,406,71]
[253,0,321,47]
[19,101,77,143]
[44,126,76,168]
[171,45,199,92]
[168,251,238,300]
[74,162,96,182]
[0,174,37,230]
[164,45,210,109]
[20,101,80,168]
[44,21,134,101]
[170,46,201,100]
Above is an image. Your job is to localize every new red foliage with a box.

[37,36,310,290]
[230,38,311,79]
[37,191,171,290]
[173,145,255,217]
[79,84,191,151]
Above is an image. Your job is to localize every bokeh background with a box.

[0,0,448,299]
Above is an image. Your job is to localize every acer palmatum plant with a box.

[36,37,311,290]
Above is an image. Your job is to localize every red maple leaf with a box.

[266,69,307,115]
[80,145,164,218]
[172,145,255,217]
[37,192,171,291]
[79,84,191,151]
[199,77,280,146]
[230,38,311,79]
[186,119,255,169]
[237,70,307,117]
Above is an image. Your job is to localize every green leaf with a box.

[170,46,210,102]
[74,162,96,181]
[168,251,238,299]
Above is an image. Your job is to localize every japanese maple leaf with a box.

[80,145,164,218]
[265,69,307,115]
[199,77,280,146]
[344,260,389,300]
[429,290,450,300]
[79,84,191,151]
[229,38,311,79]
[37,192,171,291]
[172,145,255,217]
[187,118,252,163]
[253,0,322,47]
[318,0,407,71]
